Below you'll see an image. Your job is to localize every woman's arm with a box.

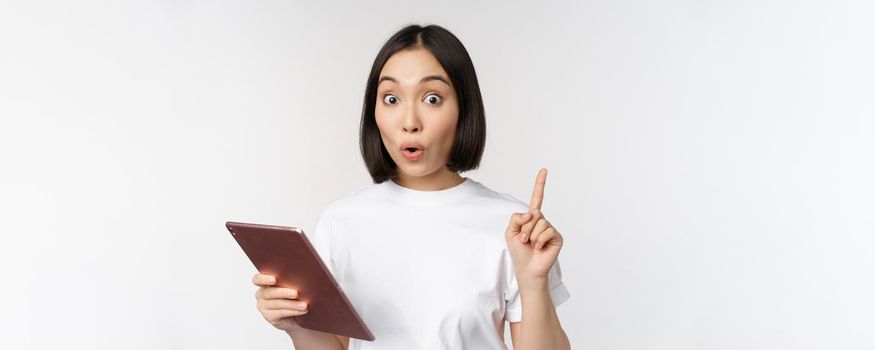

[512,276,570,350]
[287,329,346,349]
[505,169,571,349]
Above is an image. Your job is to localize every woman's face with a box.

[375,46,459,179]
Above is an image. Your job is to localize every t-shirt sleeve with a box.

[307,208,336,276]
[503,255,571,323]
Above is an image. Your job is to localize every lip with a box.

[402,148,423,161]
[400,141,425,151]
[400,141,425,161]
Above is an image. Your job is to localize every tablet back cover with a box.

[226,221,375,341]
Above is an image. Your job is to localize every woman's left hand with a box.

[505,168,564,281]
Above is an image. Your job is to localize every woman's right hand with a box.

[253,273,309,334]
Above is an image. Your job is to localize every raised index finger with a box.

[529,168,547,210]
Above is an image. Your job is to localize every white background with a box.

[1,0,873,349]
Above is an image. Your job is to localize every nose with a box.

[402,105,422,133]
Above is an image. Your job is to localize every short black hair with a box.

[359,24,486,184]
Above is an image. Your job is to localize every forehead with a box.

[379,46,449,84]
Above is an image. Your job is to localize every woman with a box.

[252,24,571,349]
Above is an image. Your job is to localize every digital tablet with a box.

[225,221,375,341]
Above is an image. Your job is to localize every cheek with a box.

[374,106,393,134]
[426,110,459,149]
[374,105,386,126]
[439,105,460,137]
[438,118,458,140]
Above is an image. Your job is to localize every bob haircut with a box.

[359,24,486,184]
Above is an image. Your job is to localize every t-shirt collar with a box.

[380,176,477,206]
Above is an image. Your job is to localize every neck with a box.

[392,168,464,191]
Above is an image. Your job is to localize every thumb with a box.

[506,212,532,239]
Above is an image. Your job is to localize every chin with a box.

[395,163,436,177]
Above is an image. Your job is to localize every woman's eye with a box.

[383,94,398,104]
[424,94,442,105]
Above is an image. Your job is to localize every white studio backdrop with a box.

[1,0,873,349]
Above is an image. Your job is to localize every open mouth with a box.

[402,147,424,160]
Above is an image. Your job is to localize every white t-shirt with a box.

[307,176,570,350]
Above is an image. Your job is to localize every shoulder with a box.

[318,181,384,217]
[465,178,530,213]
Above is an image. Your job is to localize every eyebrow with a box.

[378,75,452,87]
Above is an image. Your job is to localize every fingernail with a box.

[521,234,527,243]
